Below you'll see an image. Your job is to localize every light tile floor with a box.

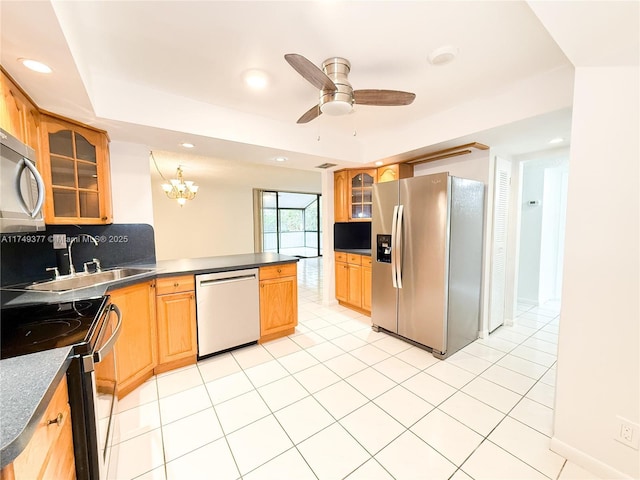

[108,258,599,480]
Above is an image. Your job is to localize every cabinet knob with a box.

[47,412,63,427]
[174,282,179,287]
[277,268,282,273]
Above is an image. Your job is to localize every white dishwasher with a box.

[195,268,260,358]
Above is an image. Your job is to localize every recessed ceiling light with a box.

[549,137,564,144]
[375,161,384,166]
[274,156,287,162]
[19,58,52,74]
[180,142,195,148]
[243,69,269,90]
[427,46,459,66]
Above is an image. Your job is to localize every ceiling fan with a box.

[285,53,416,124]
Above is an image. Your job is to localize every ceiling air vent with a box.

[315,163,337,169]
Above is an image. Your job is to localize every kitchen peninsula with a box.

[0,252,298,477]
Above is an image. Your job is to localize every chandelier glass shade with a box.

[161,166,199,206]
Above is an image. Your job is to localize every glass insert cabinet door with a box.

[41,115,112,224]
[350,170,375,220]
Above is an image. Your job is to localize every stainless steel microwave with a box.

[0,128,45,233]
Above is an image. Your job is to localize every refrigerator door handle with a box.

[396,204,404,288]
[391,205,399,288]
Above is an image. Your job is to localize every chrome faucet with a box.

[67,234,99,276]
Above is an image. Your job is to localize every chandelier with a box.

[161,166,199,206]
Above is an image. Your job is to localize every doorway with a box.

[517,157,569,308]
[258,190,322,258]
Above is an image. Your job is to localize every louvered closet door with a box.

[488,157,511,332]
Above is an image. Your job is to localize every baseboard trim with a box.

[550,436,634,479]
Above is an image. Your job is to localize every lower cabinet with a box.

[110,281,157,399]
[362,256,372,312]
[155,275,197,374]
[335,252,372,315]
[2,376,75,480]
[259,263,298,343]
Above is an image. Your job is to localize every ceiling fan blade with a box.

[285,54,336,92]
[297,104,322,124]
[353,89,416,106]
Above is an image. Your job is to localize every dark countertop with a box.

[0,347,73,468]
[154,252,299,277]
[1,252,299,307]
[335,248,372,256]
[0,252,298,465]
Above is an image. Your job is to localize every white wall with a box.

[321,169,336,306]
[518,163,545,303]
[109,141,154,225]
[412,149,491,183]
[515,150,569,305]
[551,67,639,479]
[413,150,494,335]
[150,152,322,260]
[540,166,567,301]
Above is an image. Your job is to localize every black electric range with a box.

[0,296,110,360]
[1,295,120,480]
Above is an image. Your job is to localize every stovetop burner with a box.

[15,318,84,346]
[0,296,109,360]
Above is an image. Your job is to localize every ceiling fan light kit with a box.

[285,53,416,124]
[319,57,354,115]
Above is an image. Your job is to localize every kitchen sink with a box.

[24,267,155,292]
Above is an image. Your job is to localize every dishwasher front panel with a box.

[195,268,260,358]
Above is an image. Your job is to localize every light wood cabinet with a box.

[259,263,298,343]
[335,252,349,302]
[39,113,112,225]
[334,252,371,314]
[377,163,413,183]
[349,169,376,220]
[155,275,197,374]
[334,165,414,221]
[362,256,372,312]
[1,69,40,151]
[334,169,376,222]
[334,170,349,223]
[4,376,76,480]
[110,281,157,399]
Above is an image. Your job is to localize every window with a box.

[256,190,322,257]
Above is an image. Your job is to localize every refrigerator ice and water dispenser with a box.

[376,234,392,263]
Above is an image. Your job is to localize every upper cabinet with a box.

[334,170,349,222]
[1,69,40,151]
[377,163,413,183]
[334,165,413,222]
[349,169,376,220]
[39,113,113,224]
[1,68,113,225]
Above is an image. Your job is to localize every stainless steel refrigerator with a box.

[371,172,485,359]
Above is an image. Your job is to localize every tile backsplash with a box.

[0,223,156,286]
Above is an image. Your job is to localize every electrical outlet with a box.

[615,416,639,450]
[52,234,66,249]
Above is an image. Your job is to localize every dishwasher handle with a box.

[199,273,257,287]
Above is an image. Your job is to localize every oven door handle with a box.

[93,304,122,364]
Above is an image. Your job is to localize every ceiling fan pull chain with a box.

[352,108,357,137]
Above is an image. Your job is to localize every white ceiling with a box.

[0,1,637,173]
